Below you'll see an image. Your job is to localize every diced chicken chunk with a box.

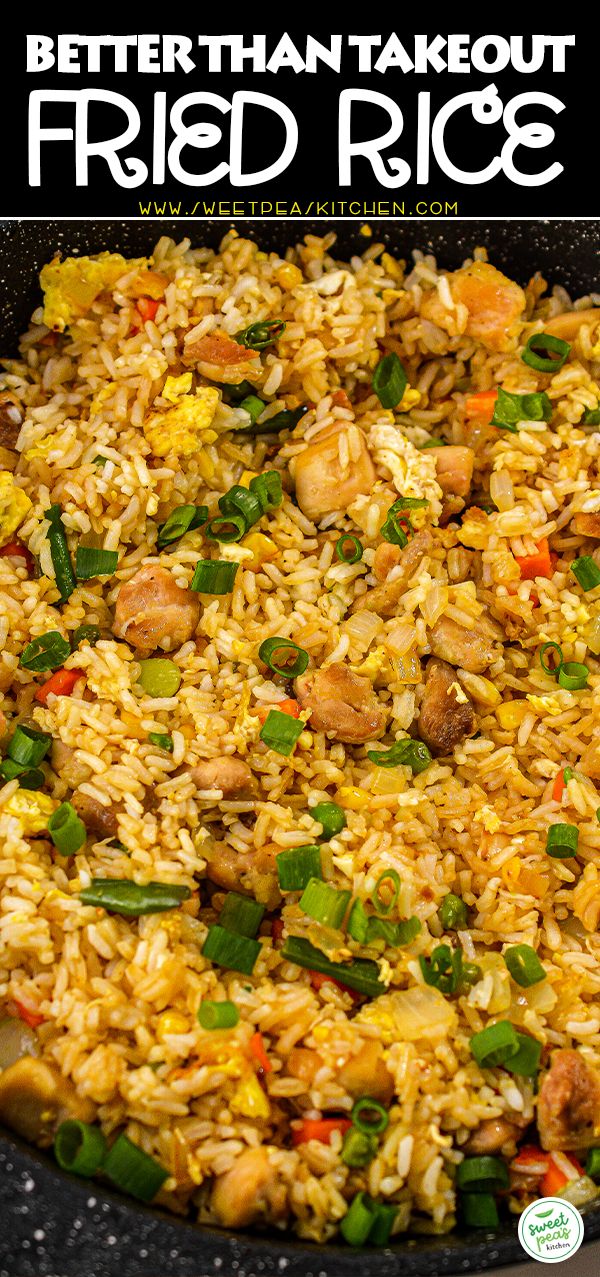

[350,529,433,617]
[545,309,600,342]
[538,1049,600,1151]
[338,1042,394,1105]
[429,615,497,673]
[429,446,474,498]
[72,790,118,840]
[418,659,474,754]
[294,662,386,743]
[293,427,376,522]
[211,1147,287,1228]
[182,331,261,385]
[0,392,23,449]
[188,756,252,797]
[50,740,93,790]
[421,262,525,352]
[113,565,201,652]
[373,542,403,582]
[572,513,600,539]
[0,1057,96,1147]
[464,1117,521,1156]
[203,841,280,910]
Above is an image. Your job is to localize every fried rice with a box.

[0,228,600,1242]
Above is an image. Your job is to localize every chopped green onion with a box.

[54,1120,106,1177]
[202,925,260,975]
[75,547,119,580]
[539,641,563,675]
[258,637,309,679]
[389,496,429,513]
[521,331,570,372]
[80,879,191,916]
[347,897,370,944]
[372,352,408,410]
[491,387,552,433]
[461,1192,499,1229]
[235,405,307,435]
[102,1133,168,1203]
[341,1128,377,1168]
[418,437,447,449]
[582,406,600,427]
[138,659,181,698]
[197,1000,239,1030]
[204,514,246,544]
[586,1148,600,1180]
[7,725,51,768]
[367,737,432,774]
[249,470,283,512]
[351,1096,389,1136]
[367,1203,397,1246]
[276,845,322,892]
[439,893,468,930]
[469,1021,520,1069]
[237,319,286,350]
[507,1032,542,1077]
[260,709,304,756]
[340,1192,379,1246]
[219,379,255,404]
[371,868,401,916]
[48,802,86,856]
[420,945,480,997]
[45,505,76,603]
[281,935,386,998]
[456,1156,509,1194]
[380,510,409,547]
[148,732,173,752]
[311,801,346,840]
[239,395,265,424]
[503,944,546,988]
[219,484,263,529]
[72,624,101,648]
[191,559,238,594]
[157,505,208,550]
[93,455,108,467]
[394,916,422,945]
[361,916,398,946]
[219,892,264,938]
[20,631,70,672]
[299,878,351,929]
[546,822,579,858]
[571,556,600,592]
[335,534,363,565]
[557,662,589,690]
[0,759,45,789]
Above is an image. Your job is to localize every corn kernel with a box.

[398,387,421,412]
[276,263,303,291]
[240,532,279,571]
[360,224,373,238]
[239,470,259,488]
[496,699,530,730]
[230,1072,270,1119]
[337,786,370,809]
[156,1011,189,1039]
[3,790,58,834]
[501,857,521,890]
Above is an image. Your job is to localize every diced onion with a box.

[420,584,449,627]
[490,469,515,512]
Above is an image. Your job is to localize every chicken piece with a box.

[463,1117,522,1156]
[0,1057,96,1147]
[350,529,433,617]
[294,662,386,743]
[538,1048,600,1152]
[293,426,376,522]
[286,1048,322,1085]
[572,513,600,539]
[72,790,118,840]
[545,308,600,342]
[373,541,403,582]
[0,392,23,449]
[418,659,474,754]
[113,565,201,652]
[50,740,93,790]
[182,331,261,385]
[429,446,474,499]
[421,262,525,353]
[203,841,281,910]
[211,1147,287,1229]
[188,756,252,797]
[338,1042,394,1105]
[428,615,497,674]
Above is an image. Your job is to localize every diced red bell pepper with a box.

[35,667,81,705]
[465,390,498,423]
[249,1031,272,1074]
[514,538,553,580]
[14,1000,45,1028]
[292,1117,352,1146]
[0,541,34,574]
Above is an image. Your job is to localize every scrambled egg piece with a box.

[0,472,32,547]
[366,422,443,524]
[230,1072,270,1120]
[143,387,219,459]
[162,373,193,404]
[474,805,501,833]
[40,252,147,331]
[3,790,58,834]
[527,694,563,717]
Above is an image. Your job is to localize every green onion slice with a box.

[204,514,246,544]
[157,504,208,550]
[148,732,173,752]
[276,845,322,892]
[491,387,552,433]
[557,662,588,691]
[138,659,181,698]
[235,405,308,436]
[75,547,119,580]
[258,637,309,679]
[469,1020,520,1068]
[191,559,238,594]
[439,893,467,930]
[8,726,51,768]
[102,1133,168,1203]
[237,320,286,351]
[54,1120,107,1177]
[420,945,480,997]
[539,641,563,675]
[394,916,422,946]
[48,802,86,856]
[367,1202,397,1247]
[546,822,579,858]
[341,1129,377,1168]
[20,631,71,672]
[367,738,432,774]
[281,935,386,998]
[571,556,600,592]
[0,759,45,789]
[380,510,410,547]
[239,395,265,424]
[456,1155,509,1194]
[507,1032,542,1077]
[219,892,264,938]
[335,534,363,565]
[311,801,346,839]
[197,1000,239,1030]
[351,1096,389,1136]
[249,470,283,512]
[340,1192,379,1247]
[347,898,370,944]
[72,624,101,648]
[299,878,351,929]
[219,485,263,529]
[259,709,304,756]
[461,1192,499,1229]
[202,925,261,975]
[503,944,546,988]
[586,1148,600,1180]
[371,868,401,916]
[582,406,600,427]
[80,879,191,916]
[521,332,570,372]
[45,505,76,603]
[372,352,408,410]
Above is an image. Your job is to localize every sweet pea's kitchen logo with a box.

[518,1197,584,1263]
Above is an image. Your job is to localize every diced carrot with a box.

[331,389,352,411]
[249,1031,272,1074]
[256,698,300,724]
[0,541,34,574]
[309,970,362,1004]
[136,296,160,323]
[14,1000,45,1029]
[541,1152,583,1197]
[271,918,284,945]
[552,769,567,803]
[512,1145,549,1172]
[35,667,81,705]
[465,390,498,423]
[292,1117,353,1147]
[514,538,553,581]
[39,332,59,348]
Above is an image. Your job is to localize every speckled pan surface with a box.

[0,218,599,1277]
